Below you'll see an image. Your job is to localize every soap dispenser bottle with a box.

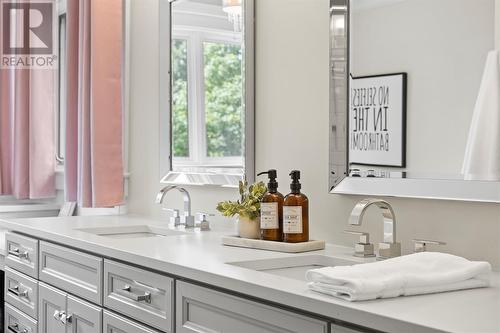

[283,170,309,243]
[257,170,284,241]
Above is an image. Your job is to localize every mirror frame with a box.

[328,0,500,202]
[159,0,255,187]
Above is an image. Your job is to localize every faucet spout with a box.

[349,198,396,243]
[156,185,194,226]
[348,198,400,259]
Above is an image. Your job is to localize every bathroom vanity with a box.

[1,215,499,333]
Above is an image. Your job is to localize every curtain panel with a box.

[65,0,124,208]
[0,68,56,199]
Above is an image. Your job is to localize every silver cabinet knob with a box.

[412,239,446,253]
[344,230,375,258]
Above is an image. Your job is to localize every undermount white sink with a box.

[228,255,359,281]
[77,225,187,239]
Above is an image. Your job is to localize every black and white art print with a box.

[349,73,407,167]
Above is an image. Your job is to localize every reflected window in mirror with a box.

[161,0,254,187]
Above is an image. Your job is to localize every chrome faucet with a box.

[349,198,401,259]
[156,185,195,228]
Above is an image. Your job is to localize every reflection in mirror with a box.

[161,0,254,187]
[348,0,494,180]
[329,0,500,201]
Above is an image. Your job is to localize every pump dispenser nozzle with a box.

[257,169,278,193]
[289,170,301,193]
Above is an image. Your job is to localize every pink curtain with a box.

[65,0,124,207]
[0,31,56,199]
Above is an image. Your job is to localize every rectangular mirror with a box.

[329,0,500,202]
[160,0,254,187]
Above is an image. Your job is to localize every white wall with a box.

[128,0,500,268]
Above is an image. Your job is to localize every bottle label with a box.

[260,202,279,229]
[283,206,303,234]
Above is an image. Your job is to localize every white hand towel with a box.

[306,252,491,301]
[462,50,500,181]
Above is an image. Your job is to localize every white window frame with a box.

[172,26,243,169]
[56,0,67,170]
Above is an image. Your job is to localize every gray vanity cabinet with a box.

[176,281,329,333]
[39,282,102,333]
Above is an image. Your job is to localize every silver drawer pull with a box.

[8,285,28,298]
[8,323,29,333]
[8,248,29,259]
[117,285,152,303]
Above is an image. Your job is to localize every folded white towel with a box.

[306,252,491,301]
[462,50,500,181]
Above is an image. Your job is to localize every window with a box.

[171,30,243,168]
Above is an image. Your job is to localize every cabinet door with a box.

[177,281,328,333]
[67,295,103,333]
[39,282,66,333]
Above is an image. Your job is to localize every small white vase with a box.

[237,215,260,239]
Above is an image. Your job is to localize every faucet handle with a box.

[163,208,180,217]
[163,208,181,226]
[412,239,446,253]
[196,212,214,231]
[344,230,375,258]
[343,230,370,244]
[197,212,215,219]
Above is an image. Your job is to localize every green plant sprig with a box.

[216,180,267,220]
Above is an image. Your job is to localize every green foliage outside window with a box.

[171,38,243,160]
[204,42,243,157]
[172,39,189,157]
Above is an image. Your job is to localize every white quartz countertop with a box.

[1,214,499,333]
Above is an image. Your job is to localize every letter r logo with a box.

[2,1,53,55]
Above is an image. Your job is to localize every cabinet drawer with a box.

[5,302,38,333]
[103,310,162,333]
[104,260,174,332]
[177,281,329,333]
[6,232,39,279]
[39,241,103,304]
[5,266,38,319]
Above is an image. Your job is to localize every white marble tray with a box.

[222,236,325,253]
